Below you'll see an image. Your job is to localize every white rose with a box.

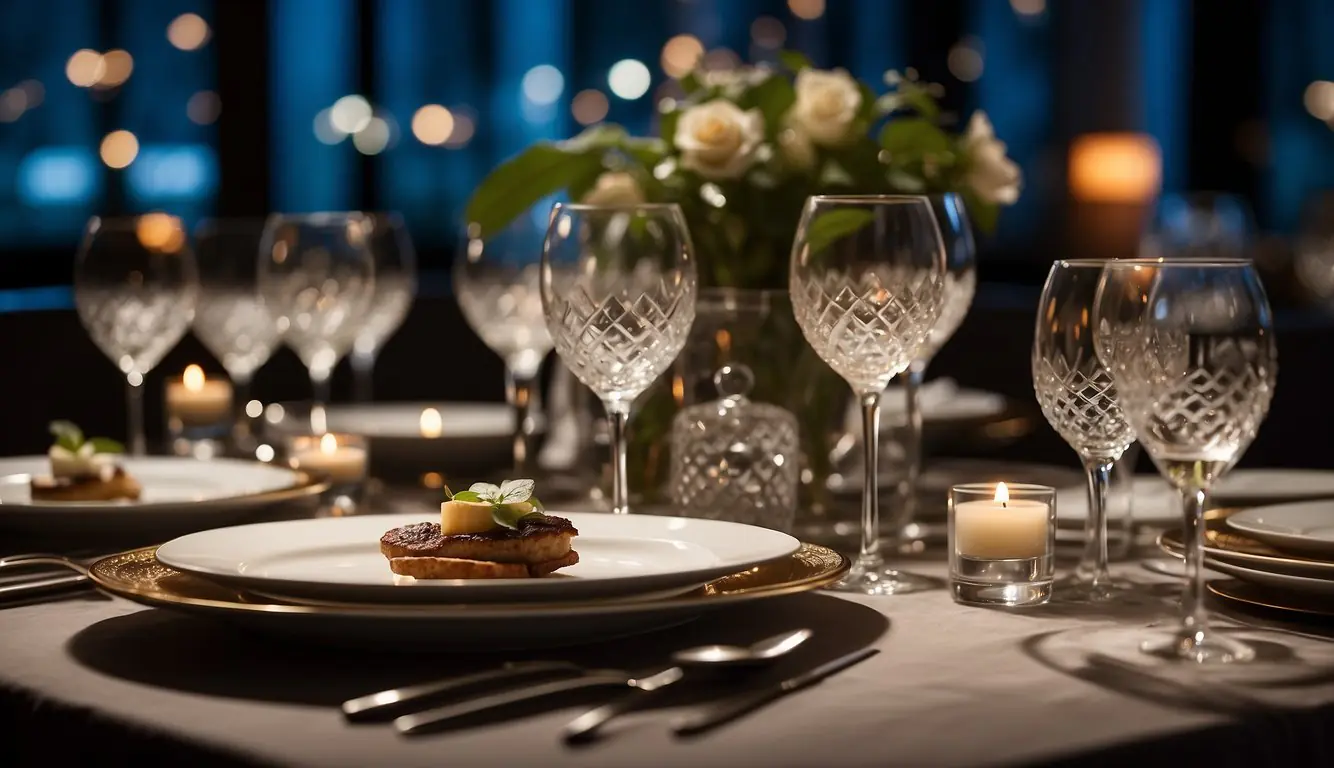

[777,127,816,171]
[789,69,862,147]
[580,172,646,206]
[960,111,1022,205]
[674,99,764,180]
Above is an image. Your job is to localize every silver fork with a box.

[0,553,94,604]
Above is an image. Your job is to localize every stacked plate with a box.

[0,456,327,538]
[1159,496,1334,619]
[90,511,848,650]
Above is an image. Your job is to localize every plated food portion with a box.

[29,421,140,502]
[381,479,580,579]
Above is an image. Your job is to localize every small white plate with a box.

[0,456,321,536]
[1226,502,1334,557]
[1205,557,1334,597]
[155,512,801,604]
[1212,469,1334,506]
[1056,476,1179,526]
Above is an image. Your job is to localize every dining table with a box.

[2,495,1333,768]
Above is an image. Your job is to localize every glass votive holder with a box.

[949,482,1056,607]
[284,433,369,516]
[165,364,233,457]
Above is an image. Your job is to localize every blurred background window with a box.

[1,0,1333,290]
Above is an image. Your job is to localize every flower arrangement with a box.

[466,51,1021,290]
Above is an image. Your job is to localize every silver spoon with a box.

[563,628,813,742]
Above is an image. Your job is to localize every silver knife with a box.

[0,573,90,603]
[342,661,582,721]
[395,666,684,735]
[673,648,878,736]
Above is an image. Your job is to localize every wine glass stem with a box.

[900,360,926,531]
[1078,456,1116,587]
[351,348,376,402]
[1180,485,1210,636]
[310,368,332,433]
[605,403,630,515]
[505,368,536,474]
[126,376,145,456]
[232,374,253,445]
[859,391,882,563]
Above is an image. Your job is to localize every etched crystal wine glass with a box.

[458,211,553,472]
[1095,259,1277,663]
[350,213,417,402]
[541,203,697,515]
[193,218,280,446]
[894,192,977,539]
[1032,260,1137,602]
[790,195,946,594]
[257,212,376,431]
[74,214,199,455]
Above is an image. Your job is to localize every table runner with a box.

[2,561,1332,768]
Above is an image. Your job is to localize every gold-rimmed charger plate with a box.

[1208,579,1334,620]
[1158,509,1334,579]
[88,544,850,649]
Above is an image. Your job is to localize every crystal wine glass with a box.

[257,212,376,431]
[350,213,417,402]
[458,211,553,473]
[74,214,199,455]
[541,202,697,515]
[1094,259,1277,663]
[790,195,946,595]
[193,218,280,446]
[1032,259,1137,602]
[1140,192,1254,261]
[894,192,977,539]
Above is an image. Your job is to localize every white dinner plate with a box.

[1211,469,1334,506]
[1204,557,1334,598]
[0,456,324,535]
[1225,502,1334,557]
[1056,475,1179,526]
[155,512,801,604]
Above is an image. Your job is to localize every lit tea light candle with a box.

[953,482,1051,559]
[419,407,443,438]
[166,365,232,427]
[289,433,367,484]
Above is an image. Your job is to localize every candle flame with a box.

[319,432,338,455]
[419,408,442,438]
[995,482,1009,505]
[183,364,205,392]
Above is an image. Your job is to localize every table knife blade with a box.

[673,648,878,736]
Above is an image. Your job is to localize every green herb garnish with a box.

[444,478,544,530]
[48,421,124,454]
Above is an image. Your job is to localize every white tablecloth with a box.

[2,559,1333,768]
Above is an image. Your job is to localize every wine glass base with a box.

[1140,628,1257,664]
[1052,575,1146,605]
[826,558,937,596]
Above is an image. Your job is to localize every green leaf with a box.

[450,490,482,502]
[801,208,876,257]
[442,484,454,499]
[48,420,83,451]
[527,494,545,513]
[779,50,813,73]
[498,478,534,504]
[623,137,669,167]
[679,71,704,95]
[464,145,605,238]
[491,503,540,530]
[559,124,629,153]
[87,437,124,454]
[879,118,952,156]
[743,76,796,138]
